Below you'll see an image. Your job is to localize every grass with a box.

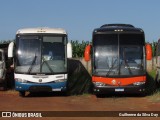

[148,69,156,79]
[145,69,156,95]
[148,89,160,102]
[146,69,160,102]
[0,89,18,95]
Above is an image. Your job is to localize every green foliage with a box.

[0,39,15,44]
[151,41,157,57]
[145,70,157,96]
[148,69,156,79]
[71,40,91,58]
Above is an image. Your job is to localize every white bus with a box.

[8,27,72,97]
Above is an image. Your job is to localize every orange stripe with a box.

[92,76,146,86]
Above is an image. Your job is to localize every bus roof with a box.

[16,27,67,35]
[93,24,144,34]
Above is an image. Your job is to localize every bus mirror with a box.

[67,42,72,58]
[8,42,14,58]
[146,43,152,60]
[84,45,91,61]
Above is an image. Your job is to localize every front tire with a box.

[19,91,25,97]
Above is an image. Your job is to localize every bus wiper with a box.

[28,54,37,74]
[41,57,54,74]
[106,59,117,77]
[123,50,132,75]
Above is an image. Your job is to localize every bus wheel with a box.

[19,91,25,97]
[140,91,147,97]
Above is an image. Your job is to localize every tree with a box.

[70,40,91,58]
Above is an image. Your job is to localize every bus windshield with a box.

[15,35,67,74]
[93,34,145,77]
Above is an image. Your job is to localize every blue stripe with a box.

[15,80,67,91]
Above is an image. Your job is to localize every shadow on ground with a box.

[26,91,68,97]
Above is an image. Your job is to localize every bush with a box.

[71,40,91,58]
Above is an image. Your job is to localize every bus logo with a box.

[39,79,42,82]
[111,79,116,85]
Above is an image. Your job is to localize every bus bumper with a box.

[93,84,146,94]
[15,81,67,92]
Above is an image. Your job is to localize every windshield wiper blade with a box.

[123,50,132,75]
[41,57,54,74]
[27,55,37,74]
[106,59,117,77]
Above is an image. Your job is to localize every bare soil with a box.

[0,91,160,120]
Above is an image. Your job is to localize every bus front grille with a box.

[29,86,52,92]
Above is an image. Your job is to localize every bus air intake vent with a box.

[29,86,52,92]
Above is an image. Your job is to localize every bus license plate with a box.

[115,88,124,92]
[52,88,61,91]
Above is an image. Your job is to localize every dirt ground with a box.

[0,91,160,120]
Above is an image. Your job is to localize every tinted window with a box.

[119,34,144,45]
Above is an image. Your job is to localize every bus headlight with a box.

[133,81,145,86]
[54,79,66,83]
[93,82,106,87]
[15,78,28,83]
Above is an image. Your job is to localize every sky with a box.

[0,0,160,42]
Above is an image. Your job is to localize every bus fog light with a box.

[15,78,22,82]
[15,78,28,83]
[54,79,66,83]
[93,82,106,86]
[22,79,28,83]
[133,82,145,86]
